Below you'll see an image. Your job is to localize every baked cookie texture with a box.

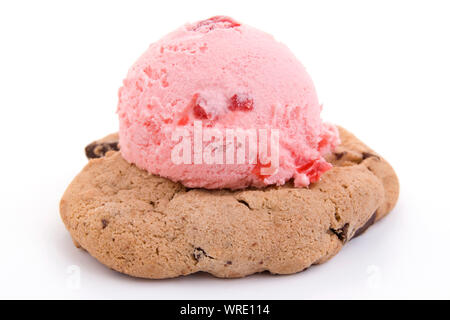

[60,127,399,279]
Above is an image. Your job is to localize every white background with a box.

[1,0,449,299]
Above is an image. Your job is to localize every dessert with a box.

[117,16,339,189]
[60,16,399,279]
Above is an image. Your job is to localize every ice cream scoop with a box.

[117,16,339,189]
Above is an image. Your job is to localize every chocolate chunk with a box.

[226,261,232,265]
[237,199,251,209]
[334,151,347,160]
[330,223,350,243]
[352,212,377,239]
[85,141,119,159]
[193,247,213,261]
[101,219,109,229]
[362,152,380,160]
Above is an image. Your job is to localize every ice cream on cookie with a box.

[117,16,339,189]
[60,16,399,279]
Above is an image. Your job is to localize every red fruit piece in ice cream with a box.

[228,94,254,111]
[187,93,209,120]
[191,16,241,32]
[296,159,332,184]
[193,104,209,119]
[252,158,274,180]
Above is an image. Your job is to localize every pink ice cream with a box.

[117,16,339,189]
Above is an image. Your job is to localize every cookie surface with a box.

[60,127,399,279]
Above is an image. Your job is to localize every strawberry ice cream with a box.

[117,16,340,189]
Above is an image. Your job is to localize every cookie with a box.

[60,127,399,279]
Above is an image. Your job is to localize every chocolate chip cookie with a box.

[60,127,399,279]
